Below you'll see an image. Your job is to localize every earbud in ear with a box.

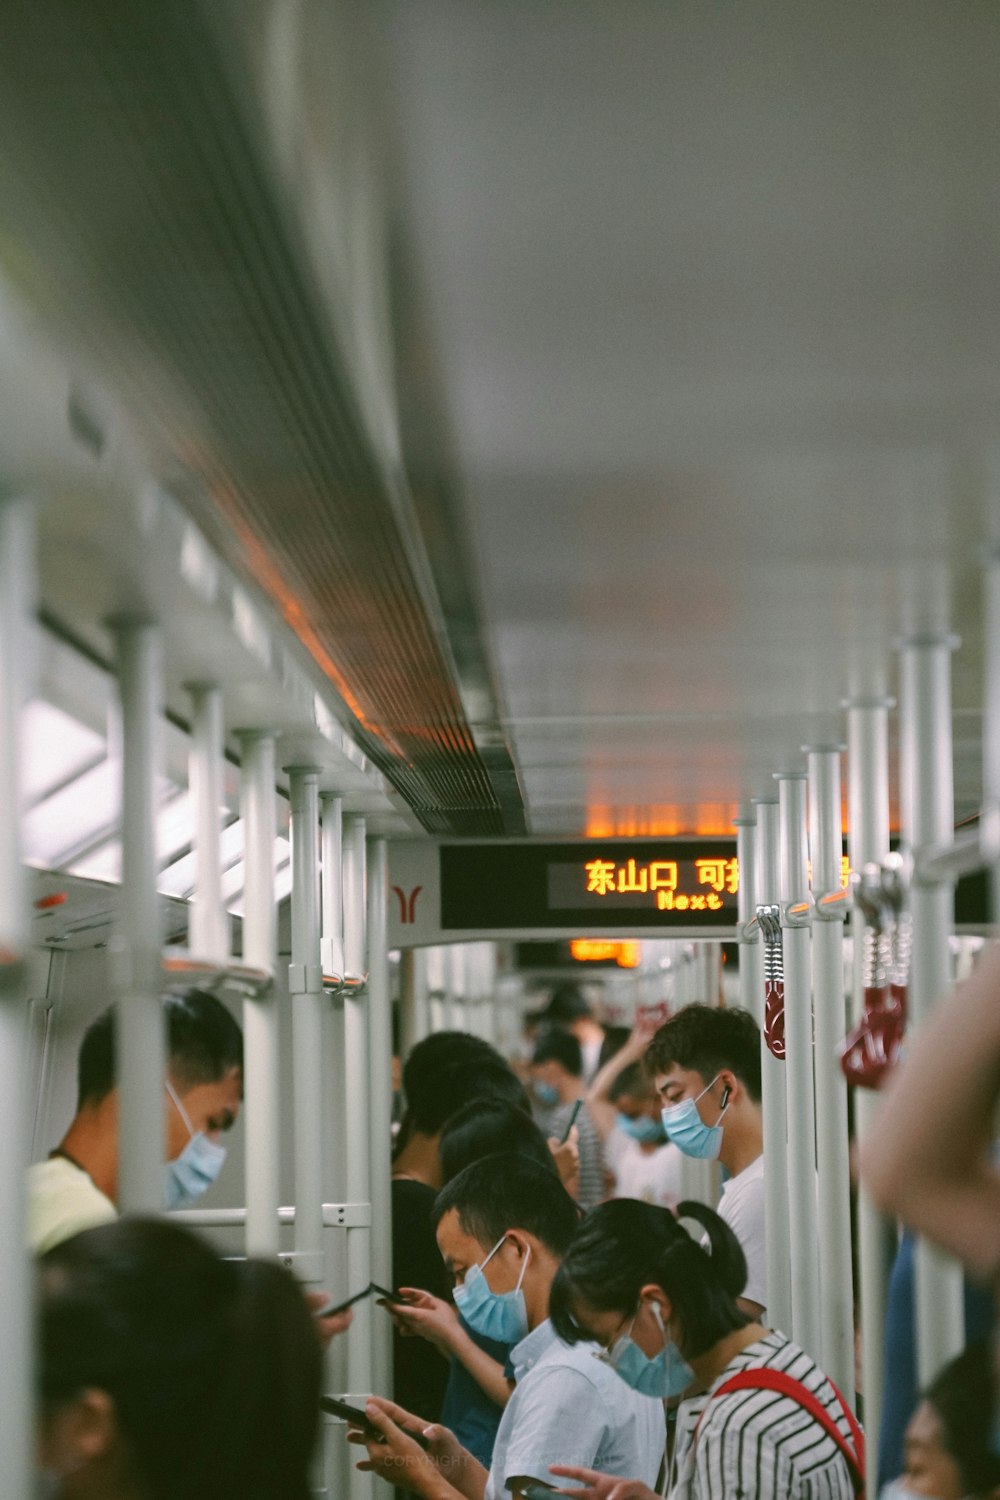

[720,1085,732,1108]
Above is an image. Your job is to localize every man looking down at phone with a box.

[349,1154,665,1500]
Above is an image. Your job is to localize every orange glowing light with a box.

[570,940,642,968]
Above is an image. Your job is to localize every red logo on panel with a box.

[391,885,423,925]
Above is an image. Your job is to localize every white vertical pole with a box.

[321,796,348,1202]
[984,553,1000,913]
[320,796,349,1499]
[753,794,792,1335]
[898,637,965,1384]
[287,769,325,1283]
[847,696,895,1464]
[367,838,394,1396]
[400,948,430,1055]
[238,731,281,1257]
[342,816,373,1409]
[0,498,34,1500]
[113,618,165,1214]
[188,684,228,961]
[735,809,761,1026]
[775,771,821,1359]
[806,745,855,1405]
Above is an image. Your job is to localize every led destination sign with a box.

[439,841,740,931]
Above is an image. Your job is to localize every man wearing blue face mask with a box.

[586,1021,684,1209]
[646,1006,766,1321]
[349,1155,664,1500]
[27,990,243,1253]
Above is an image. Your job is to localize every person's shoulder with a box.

[27,1158,117,1254]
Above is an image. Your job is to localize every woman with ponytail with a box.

[547,1199,863,1500]
[35,1217,323,1500]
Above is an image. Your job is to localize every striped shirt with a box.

[549,1098,605,1210]
[669,1331,858,1500]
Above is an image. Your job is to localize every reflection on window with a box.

[21,701,105,806]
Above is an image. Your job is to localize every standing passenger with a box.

[645,1005,767,1319]
[547,1200,861,1500]
[586,1018,684,1208]
[391,1033,532,1422]
[533,983,607,1082]
[350,1155,665,1500]
[27,990,243,1254]
[36,1216,322,1500]
[532,1029,606,1210]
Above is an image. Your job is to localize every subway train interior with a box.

[1,3,999,1497]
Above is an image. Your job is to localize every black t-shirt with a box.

[391,1178,452,1421]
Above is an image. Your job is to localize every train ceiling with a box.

[0,2,997,837]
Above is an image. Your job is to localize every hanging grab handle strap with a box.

[692,1368,865,1496]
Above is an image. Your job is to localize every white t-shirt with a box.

[605,1126,684,1209]
[485,1319,665,1500]
[27,1156,116,1254]
[717,1154,767,1309]
[669,1331,857,1499]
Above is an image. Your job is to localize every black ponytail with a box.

[550,1198,749,1360]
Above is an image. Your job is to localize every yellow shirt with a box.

[27,1156,116,1254]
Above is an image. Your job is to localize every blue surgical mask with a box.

[617,1112,666,1146]
[598,1300,694,1398]
[163,1081,227,1210]
[534,1082,560,1108]
[453,1235,531,1344]
[878,1484,965,1500]
[661,1075,729,1160]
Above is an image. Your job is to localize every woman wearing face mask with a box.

[881,1341,1000,1500]
[36,1216,322,1500]
[546,1199,863,1500]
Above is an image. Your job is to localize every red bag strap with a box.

[692,1367,865,1495]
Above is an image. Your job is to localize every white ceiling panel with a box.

[376,0,1000,833]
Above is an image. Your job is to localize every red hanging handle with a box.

[838,983,906,1089]
[763,979,786,1060]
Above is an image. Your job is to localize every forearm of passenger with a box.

[861,942,1000,1273]
[450,1326,513,1407]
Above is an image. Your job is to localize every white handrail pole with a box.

[238,730,281,1257]
[776,771,821,1360]
[753,794,792,1335]
[113,617,166,1213]
[188,684,228,961]
[287,768,325,1279]
[342,816,374,1414]
[898,637,965,1384]
[0,498,35,1500]
[806,745,855,1405]
[735,809,761,1025]
[367,838,394,1396]
[846,695,895,1464]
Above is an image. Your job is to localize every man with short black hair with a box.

[532,1029,604,1210]
[353,1154,665,1500]
[391,1033,533,1421]
[27,990,243,1254]
[646,1004,766,1319]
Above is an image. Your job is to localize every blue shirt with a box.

[440,1317,509,1466]
[878,1229,995,1489]
[484,1318,665,1500]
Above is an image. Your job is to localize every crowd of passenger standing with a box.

[25,970,1000,1500]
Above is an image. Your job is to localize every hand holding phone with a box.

[322,1395,430,1450]
[561,1098,584,1143]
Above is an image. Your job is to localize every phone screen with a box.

[320,1396,381,1435]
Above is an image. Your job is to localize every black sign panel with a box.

[440,841,739,931]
